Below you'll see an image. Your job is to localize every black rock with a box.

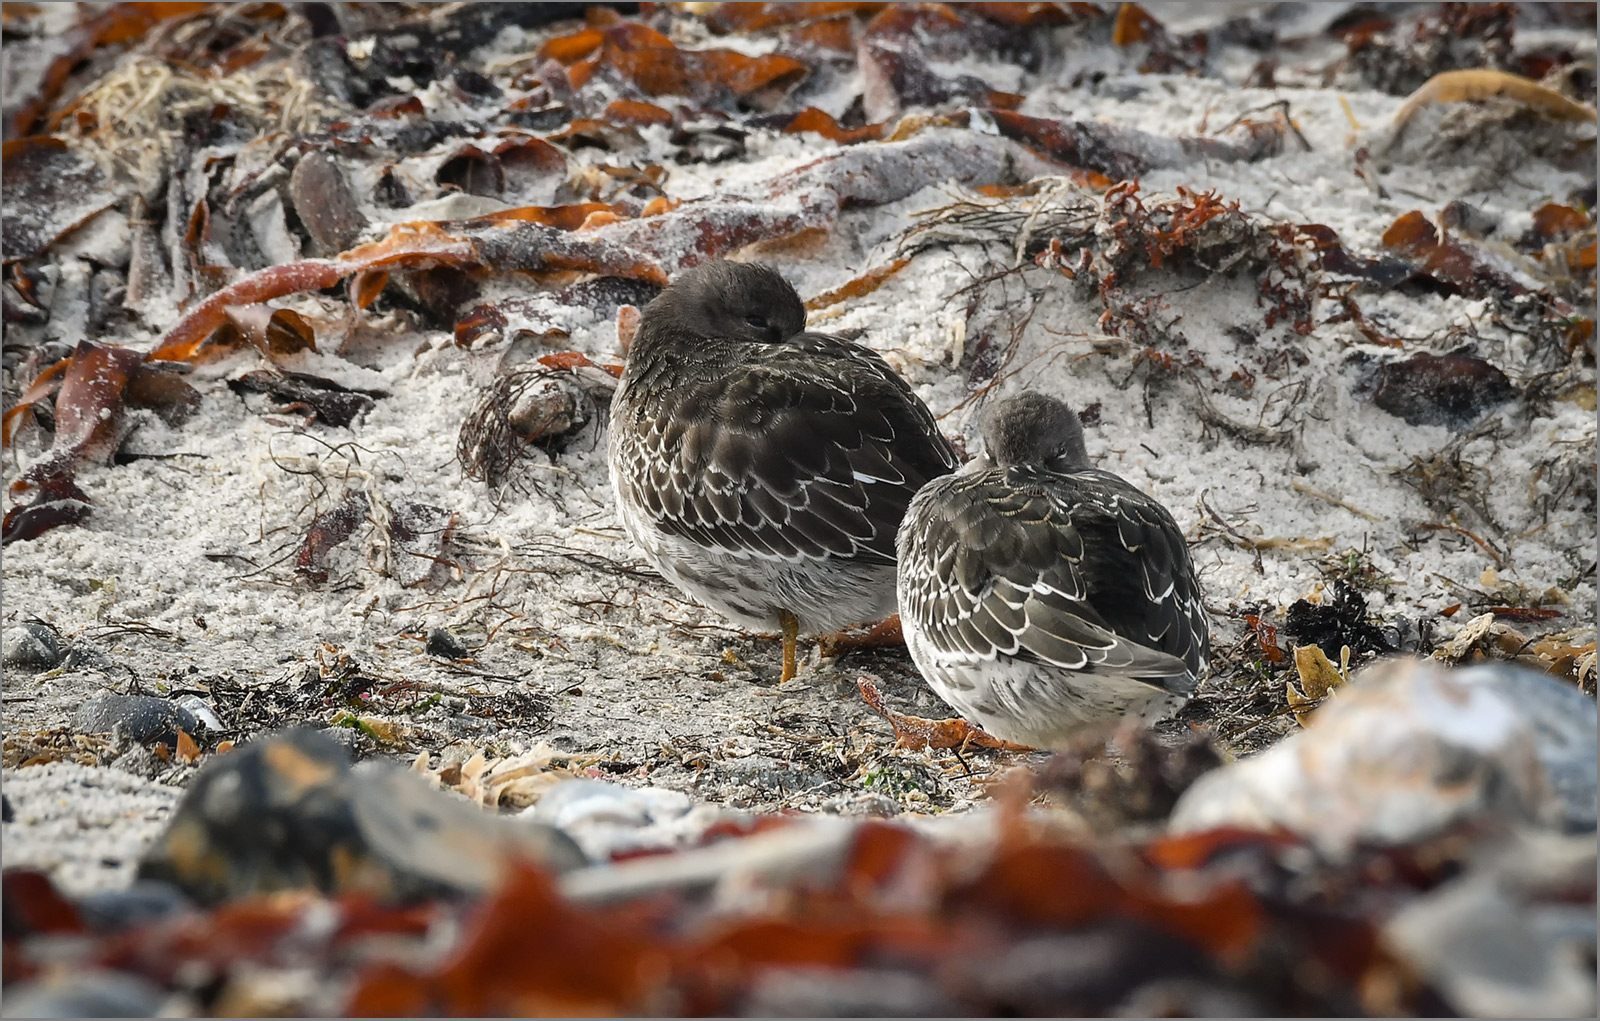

[2,620,63,672]
[1364,352,1518,429]
[71,694,200,747]
[425,627,471,660]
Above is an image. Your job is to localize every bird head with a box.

[980,392,1092,472]
[644,260,808,346]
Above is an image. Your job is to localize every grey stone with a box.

[2,621,62,672]
[71,694,199,747]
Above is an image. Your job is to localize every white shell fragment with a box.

[527,778,730,862]
[1170,657,1598,854]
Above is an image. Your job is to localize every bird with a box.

[893,391,1209,749]
[608,259,960,683]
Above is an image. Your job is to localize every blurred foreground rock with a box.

[1384,830,1597,1017]
[1171,657,1597,853]
[138,728,583,904]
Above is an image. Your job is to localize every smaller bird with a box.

[608,260,959,683]
[893,392,1209,749]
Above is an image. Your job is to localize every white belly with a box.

[901,611,1185,748]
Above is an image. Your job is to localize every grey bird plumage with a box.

[896,392,1210,747]
[608,260,960,677]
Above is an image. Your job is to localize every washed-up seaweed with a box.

[8,774,1538,1016]
[227,369,385,428]
[3,340,198,544]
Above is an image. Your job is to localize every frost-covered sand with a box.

[4,2,1595,893]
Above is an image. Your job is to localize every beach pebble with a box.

[530,778,731,861]
[71,695,199,748]
[1170,658,1596,854]
[2,621,63,672]
[138,728,583,905]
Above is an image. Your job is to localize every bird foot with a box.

[856,676,1033,752]
[818,614,905,658]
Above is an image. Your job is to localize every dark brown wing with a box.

[898,465,1209,685]
[615,332,959,563]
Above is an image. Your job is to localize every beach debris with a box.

[1523,201,1593,247]
[1384,830,1597,1017]
[858,5,1024,123]
[338,810,1457,1016]
[453,293,573,349]
[6,747,1596,1015]
[1438,197,1500,237]
[528,778,731,861]
[209,305,318,361]
[1434,611,1597,691]
[288,151,370,256]
[1171,658,1597,853]
[1034,720,1224,833]
[857,674,1030,751]
[423,627,471,661]
[137,727,584,906]
[3,341,199,544]
[0,970,166,1020]
[414,745,581,813]
[291,486,458,590]
[1,729,115,769]
[0,137,120,262]
[1342,5,1518,97]
[1394,68,1599,127]
[386,500,460,591]
[1282,581,1398,664]
[549,20,810,109]
[457,368,596,490]
[148,216,671,362]
[294,488,371,585]
[1380,208,1536,299]
[1284,644,1350,726]
[227,368,383,427]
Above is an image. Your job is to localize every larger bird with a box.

[609,260,960,683]
[895,392,1209,748]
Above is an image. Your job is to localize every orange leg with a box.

[778,608,799,684]
[818,614,905,658]
[857,676,1034,752]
